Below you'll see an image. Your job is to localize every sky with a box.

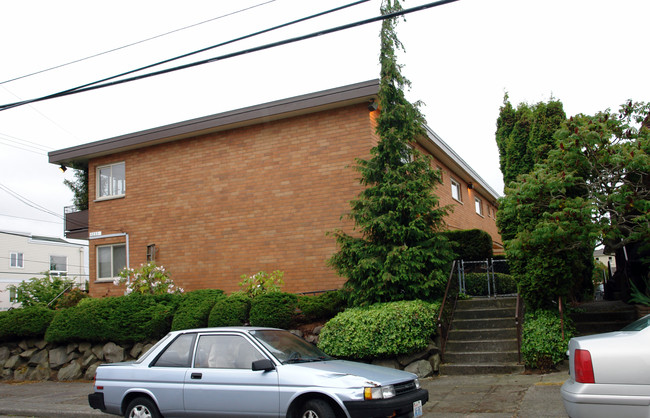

[1,0,649,239]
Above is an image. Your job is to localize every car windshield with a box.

[250,330,332,364]
[621,315,650,331]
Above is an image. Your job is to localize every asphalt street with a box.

[0,369,569,417]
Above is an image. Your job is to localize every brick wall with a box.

[88,104,377,297]
[87,103,501,297]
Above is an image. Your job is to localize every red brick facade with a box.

[52,82,502,297]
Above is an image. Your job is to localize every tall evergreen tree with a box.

[329,0,454,306]
[495,97,566,187]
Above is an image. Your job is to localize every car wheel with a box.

[124,397,160,418]
[299,399,336,418]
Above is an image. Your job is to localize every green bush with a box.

[249,292,298,329]
[464,273,517,296]
[318,300,439,359]
[442,229,493,261]
[521,309,575,372]
[45,294,179,343]
[171,289,225,331]
[208,293,251,327]
[0,306,56,341]
[297,290,348,323]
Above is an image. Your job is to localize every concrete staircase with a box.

[440,297,524,375]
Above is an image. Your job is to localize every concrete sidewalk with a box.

[0,370,569,417]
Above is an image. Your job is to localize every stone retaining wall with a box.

[1,329,441,381]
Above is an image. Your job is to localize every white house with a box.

[0,230,88,310]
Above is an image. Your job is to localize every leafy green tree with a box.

[63,168,89,211]
[6,273,75,308]
[329,0,454,306]
[498,100,650,308]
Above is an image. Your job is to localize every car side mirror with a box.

[252,359,275,372]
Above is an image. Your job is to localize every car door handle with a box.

[191,373,202,380]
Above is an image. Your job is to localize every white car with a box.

[88,327,428,418]
[561,315,650,418]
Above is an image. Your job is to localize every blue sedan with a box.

[88,327,428,418]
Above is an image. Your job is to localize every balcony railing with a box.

[64,206,88,239]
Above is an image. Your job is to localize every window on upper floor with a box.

[10,252,24,268]
[50,255,68,276]
[97,244,126,281]
[450,178,462,202]
[475,197,484,216]
[97,162,125,199]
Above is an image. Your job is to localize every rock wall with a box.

[1,328,441,381]
[0,339,154,382]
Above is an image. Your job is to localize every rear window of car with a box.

[621,315,650,331]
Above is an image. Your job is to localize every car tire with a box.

[299,399,336,418]
[124,397,161,418]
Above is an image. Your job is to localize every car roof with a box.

[170,327,284,334]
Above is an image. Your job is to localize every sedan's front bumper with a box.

[561,378,650,418]
[344,388,428,418]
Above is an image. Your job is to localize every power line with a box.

[0,1,278,86]
[0,213,62,224]
[0,183,63,220]
[0,0,437,112]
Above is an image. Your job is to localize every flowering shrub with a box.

[115,262,183,295]
[239,270,284,298]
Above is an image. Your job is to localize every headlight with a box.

[414,378,420,389]
[364,385,396,400]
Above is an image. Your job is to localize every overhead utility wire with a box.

[0,0,277,86]
[0,0,373,112]
[0,183,63,220]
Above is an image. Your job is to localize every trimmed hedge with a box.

[318,300,439,359]
[249,292,298,329]
[171,289,225,331]
[297,290,347,323]
[208,293,251,327]
[45,294,180,343]
[464,272,517,296]
[521,309,575,372]
[443,229,493,261]
[0,306,56,341]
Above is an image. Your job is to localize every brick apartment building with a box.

[49,80,502,297]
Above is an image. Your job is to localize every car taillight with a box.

[574,349,595,384]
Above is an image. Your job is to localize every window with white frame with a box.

[97,244,126,280]
[50,255,68,276]
[450,178,462,202]
[10,252,24,268]
[475,197,484,216]
[9,287,17,302]
[97,162,125,199]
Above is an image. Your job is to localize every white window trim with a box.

[9,251,24,268]
[450,178,462,203]
[49,255,68,276]
[475,197,484,217]
[96,161,126,201]
[96,243,126,282]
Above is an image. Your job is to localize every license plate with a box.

[413,400,423,417]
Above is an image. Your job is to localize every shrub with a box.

[45,294,178,343]
[0,306,56,341]
[249,292,298,329]
[115,262,183,295]
[521,309,575,372]
[54,288,89,309]
[208,293,251,327]
[239,270,284,298]
[318,300,439,359]
[6,273,75,308]
[464,273,517,296]
[442,229,493,261]
[297,290,348,323]
[171,289,225,331]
